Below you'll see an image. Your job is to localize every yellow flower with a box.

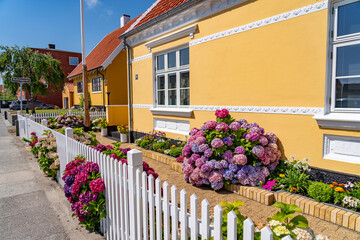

[171,145,176,148]
[279,174,285,178]
[335,187,344,192]
[329,184,334,188]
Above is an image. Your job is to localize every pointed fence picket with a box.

[19,114,294,240]
[30,110,106,123]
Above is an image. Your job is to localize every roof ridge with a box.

[123,0,162,35]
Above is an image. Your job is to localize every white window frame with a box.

[91,77,101,93]
[330,0,360,112]
[69,57,79,66]
[77,81,83,94]
[154,46,190,108]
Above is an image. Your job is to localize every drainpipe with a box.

[123,38,132,142]
[96,68,105,111]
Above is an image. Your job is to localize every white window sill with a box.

[313,112,360,130]
[150,107,193,117]
[92,91,102,94]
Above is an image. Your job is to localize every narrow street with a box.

[0,114,103,240]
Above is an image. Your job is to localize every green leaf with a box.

[272,202,286,211]
[290,215,309,228]
[233,200,245,208]
[285,204,302,214]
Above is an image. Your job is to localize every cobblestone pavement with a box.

[96,133,360,240]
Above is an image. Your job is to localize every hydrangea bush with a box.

[48,114,84,129]
[57,127,99,146]
[23,132,40,156]
[182,109,281,190]
[63,156,106,231]
[92,143,159,179]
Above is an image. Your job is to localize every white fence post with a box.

[65,128,73,164]
[24,114,30,139]
[127,149,143,240]
[244,218,254,240]
[41,119,47,126]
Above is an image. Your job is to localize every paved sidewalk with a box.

[96,133,360,240]
[0,115,104,240]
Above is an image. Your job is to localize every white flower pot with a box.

[120,133,128,143]
[101,128,108,136]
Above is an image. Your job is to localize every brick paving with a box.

[96,133,360,240]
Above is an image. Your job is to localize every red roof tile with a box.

[134,0,190,29]
[65,82,74,92]
[68,16,140,78]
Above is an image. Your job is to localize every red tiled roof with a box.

[68,16,140,78]
[65,82,74,92]
[134,0,190,29]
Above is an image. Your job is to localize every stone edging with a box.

[132,145,360,232]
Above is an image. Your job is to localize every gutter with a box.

[119,0,203,39]
[123,37,133,142]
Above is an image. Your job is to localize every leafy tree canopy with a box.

[0,45,65,99]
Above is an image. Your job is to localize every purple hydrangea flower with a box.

[214,161,223,169]
[65,175,74,186]
[252,145,265,158]
[259,136,268,146]
[228,163,238,173]
[223,169,234,180]
[211,181,224,190]
[246,132,260,141]
[249,123,259,128]
[204,121,217,130]
[211,138,224,148]
[238,119,248,125]
[234,146,245,154]
[265,132,278,143]
[223,150,233,161]
[204,148,213,158]
[190,128,199,136]
[233,154,247,165]
[209,171,223,183]
[220,160,229,169]
[198,144,209,152]
[223,137,233,146]
[191,144,199,153]
[195,157,206,167]
[182,144,192,157]
[229,122,241,131]
[215,122,228,132]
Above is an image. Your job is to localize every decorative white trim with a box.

[150,108,193,117]
[145,25,197,52]
[313,113,360,130]
[190,1,328,47]
[323,134,360,164]
[102,42,124,70]
[154,118,190,135]
[131,54,152,63]
[133,104,323,116]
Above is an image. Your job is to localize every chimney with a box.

[48,44,55,49]
[120,14,130,28]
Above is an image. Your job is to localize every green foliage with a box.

[152,140,170,153]
[216,201,246,240]
[79,92,91,109]
[277,168,310,194]
[308,182,333,202]
[268,202,309,239]
[168,146,183,157]
[139,139,151,149]
[334,192,347,205]
[0,45,65,99]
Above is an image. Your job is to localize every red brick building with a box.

[17,45,81,108]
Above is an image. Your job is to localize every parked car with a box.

[9,100,57,110]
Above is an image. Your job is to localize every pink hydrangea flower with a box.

[211,138,224,148]
[215,109,229,118]
[215,122,228,132]
[204,121,217,130]
[229,121,241,131]
[233,154,247,165]
[89,178,105,193]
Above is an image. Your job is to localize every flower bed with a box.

[92,143,159,179]
[91,117,107,132]
[182,109,281,190]
[57,127,99,146]
[47,114,84,129]
[63,156,106,231]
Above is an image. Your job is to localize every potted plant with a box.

[99,118,108,136]
[117,125,128,143]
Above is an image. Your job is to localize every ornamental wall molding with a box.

[127,0,249,47]
[132,104,323,116]
[189,0,328,46]
[130,0,328,62]
[130,53,152,63]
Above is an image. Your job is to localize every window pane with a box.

[168,90,177,105]
[157,75,165,90]
[335,77,360,108]
[168,73,177,89]
[180,48,189,66]
[180,89,190,105]
[168,51,176,68]
[180,71,189,88]
[336,44,360,76]
[337,1,360,37]
[157,55,164,70]
[157,91,165,105]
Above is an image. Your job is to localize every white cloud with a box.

[105,9,113,17]
[85,0,100,8]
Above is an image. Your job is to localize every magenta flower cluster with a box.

[182,109,281,190]
[63,157,105,229]
[48,114,84,129]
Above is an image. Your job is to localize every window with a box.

[331,0,360,111]
[77,81,83,94]
[92,77,101,92]
[69,57,79,66]
[155,47,189,107]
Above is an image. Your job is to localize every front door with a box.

[64,97,69,109]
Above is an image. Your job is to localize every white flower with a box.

[273,226,290,236]
[269,220,282,227]
[293,227,312,240]
[315,234,329,240]
[289,155,297,160]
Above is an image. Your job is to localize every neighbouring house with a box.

[67,15,137,127]
[119,0,360,178]
[17,45,82,108]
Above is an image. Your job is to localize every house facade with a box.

[121,0,360,176]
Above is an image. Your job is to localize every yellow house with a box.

[67,15,137,126]
[62,82,74,109]
[120,0,360,177]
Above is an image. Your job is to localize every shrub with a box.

[152,140,170,153]
[57,127,99,146]
[91,117,107,131]
[35,130,59,178]
[308,182,333,202]
[168,146,183,157]
[139,139,151,149]
[63,156,106,231]
[182,109,281,190]
[277,168,310,194]
[48,114,84,129]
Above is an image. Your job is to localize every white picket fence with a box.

[17,114,292,240]
[27,110,106,123]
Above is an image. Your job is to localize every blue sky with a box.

[0,0,154,83]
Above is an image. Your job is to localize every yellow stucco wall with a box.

[62,87,73,109]
[73,72,107,107]
[128,0,360,175]
[106,105,128,126]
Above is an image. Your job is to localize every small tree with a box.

[0,45,65,111]
[79,92,91,110]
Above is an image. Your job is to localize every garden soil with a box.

[96,133,360,240]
